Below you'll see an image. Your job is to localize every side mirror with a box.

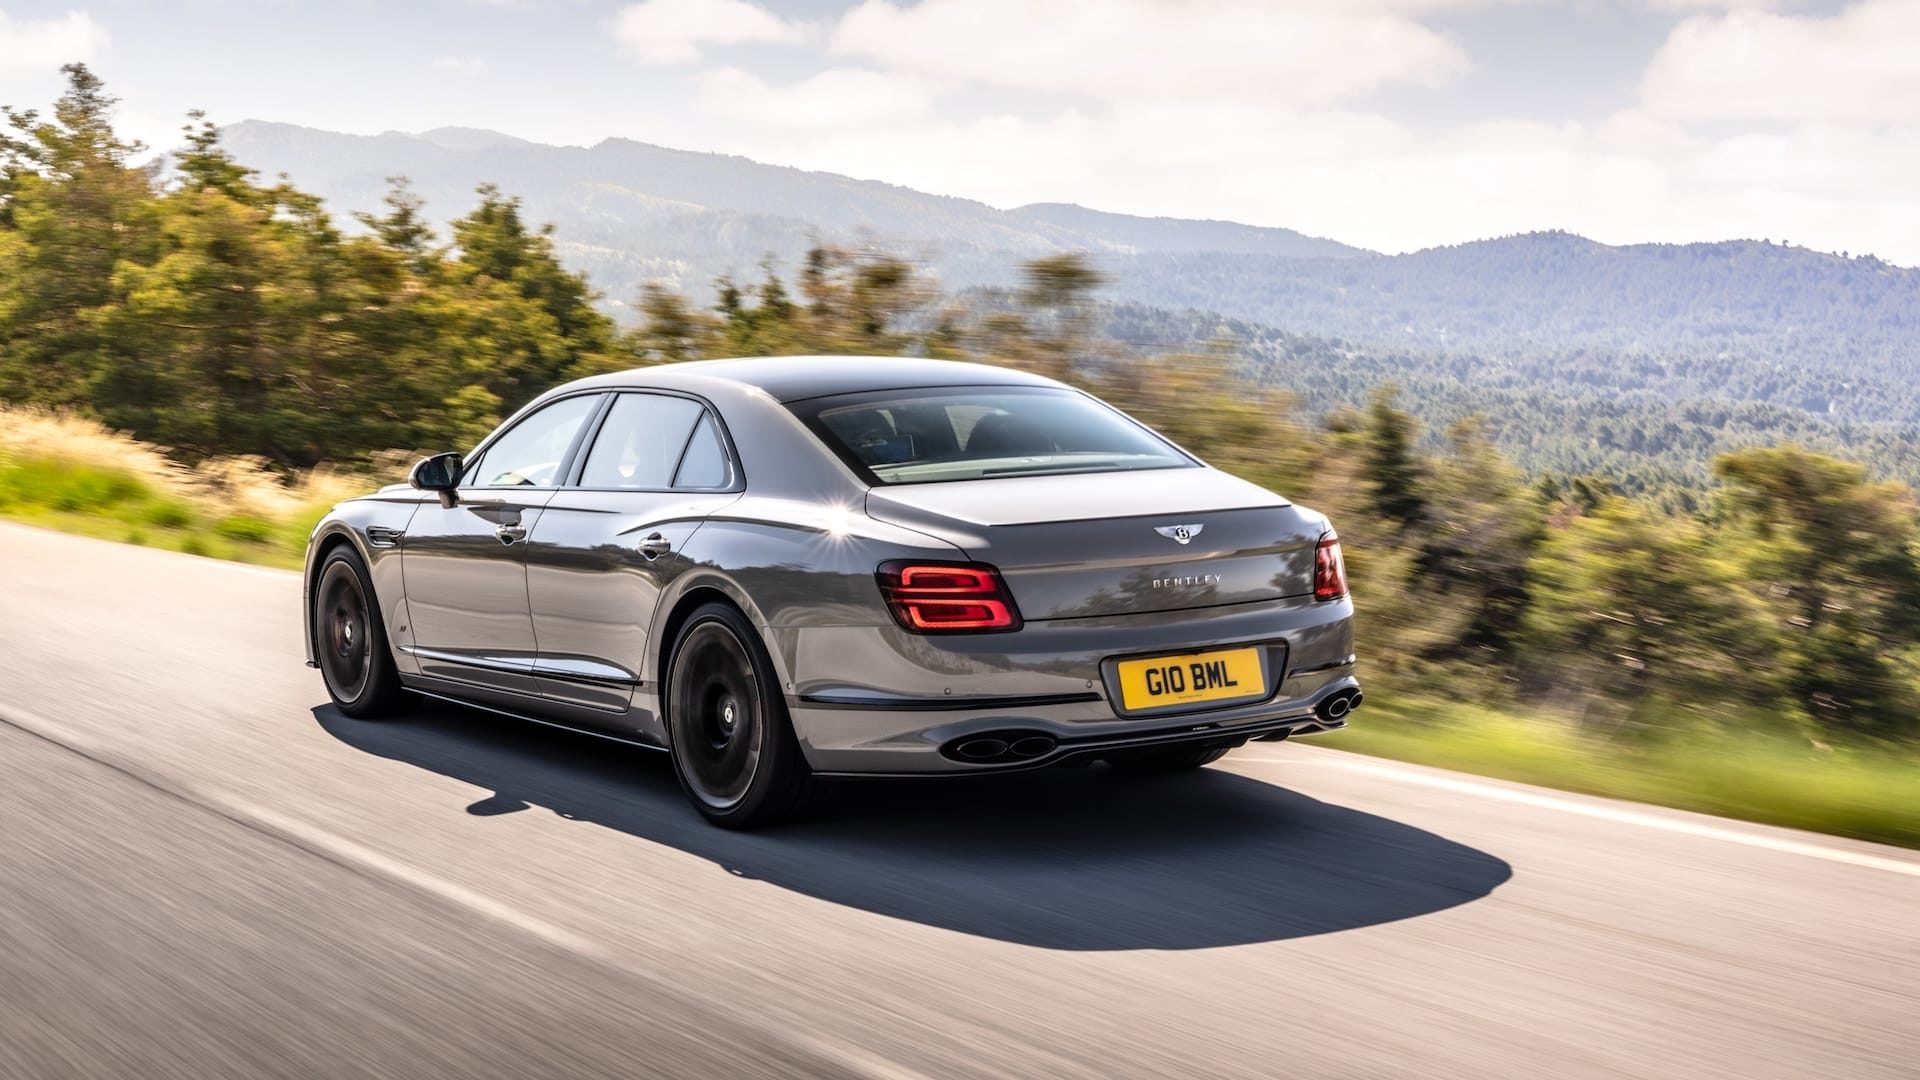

[409,452,463,508]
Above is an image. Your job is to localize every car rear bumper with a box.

[769,594,1358,775]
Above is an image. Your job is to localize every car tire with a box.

[665,601,820,829]
[1103,744,1232,774]
[312,545,415,718]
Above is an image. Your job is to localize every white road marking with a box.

[0,701,606,958]
[785,1034,937,1080]
[1234,751,1920,879]
[228,797,610,958]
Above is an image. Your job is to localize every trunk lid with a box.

[866,467,1326,619]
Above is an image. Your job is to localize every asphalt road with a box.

[1,521,1916,1079]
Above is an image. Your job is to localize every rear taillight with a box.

[876,561,1022,633]
[1314,532,1348,601]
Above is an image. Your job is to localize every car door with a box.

[401,392,606,696]
[524,392,744,731]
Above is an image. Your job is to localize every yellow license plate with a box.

[1116,647,1266,712]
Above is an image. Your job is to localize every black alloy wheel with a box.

[313,545,412,718]
[665,602,819,828]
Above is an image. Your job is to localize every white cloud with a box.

[655,63,1920,265]
[641,0,1920,264]
[1642,0,1920,121]
[694,66,935,130]
[1640,0,1788,10]
[430,55,488,74]
[610,0,806,64]
[829,0,1470,107]
[0,10,105,76]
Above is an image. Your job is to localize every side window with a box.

[673,413,732,489]
[464,394,603,488]
[579,393,704,490]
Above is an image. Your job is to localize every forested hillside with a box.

[1115,232,1920,354]
[1101,302,1920,494]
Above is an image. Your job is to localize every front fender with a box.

[301,498,421,672]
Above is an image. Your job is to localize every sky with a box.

[2,0,1917,263]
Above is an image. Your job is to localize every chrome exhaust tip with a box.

[942,731,1059,764]
[1314,687,1363,724]
[954,737,1010,761]
[1008,735,1057,759]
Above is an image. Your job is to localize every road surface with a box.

[0,522,1915,1078]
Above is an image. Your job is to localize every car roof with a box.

[562,355,1066,403]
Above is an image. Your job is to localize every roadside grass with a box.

[1317,694,1920,849]
[0,406,375,569]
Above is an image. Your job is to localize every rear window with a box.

[792,386,1194,485]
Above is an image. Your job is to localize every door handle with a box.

[638,532,672,559]
[495,523,527,546]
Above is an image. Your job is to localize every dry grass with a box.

[0,405,387,566]
[192,455,372,522]
[0,406,194,492]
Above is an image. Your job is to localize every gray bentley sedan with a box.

[304,356,1360,827]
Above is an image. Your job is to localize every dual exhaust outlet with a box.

[944,732,1059,764]
[1316,687,1363,723]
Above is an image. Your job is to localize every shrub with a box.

[214,514,275,543]
[142,500,194,529]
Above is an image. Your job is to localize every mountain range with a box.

[218,121,1361,313]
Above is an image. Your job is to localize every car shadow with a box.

[315,701,1511,951]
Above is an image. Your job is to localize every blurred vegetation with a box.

[0,404,388,567]
[1317,695,1920,848]
[3,68,1916,835]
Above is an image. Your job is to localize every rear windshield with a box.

[791,386,1195,485]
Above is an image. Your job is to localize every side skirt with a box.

[399,673,668,753]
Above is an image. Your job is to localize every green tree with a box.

[1712,446,1920,737]
[92,122,375,462]
[0,64,155,407]
[448,183,617,394]
[1361,385,1428,529]
[1005,253,1106,382]
[624,282,721,365]
[648,245,940,362]
[1526,499,1769,727]
[1418,417,1543,654]
[355,176,436,269]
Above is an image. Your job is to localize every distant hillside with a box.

[1107,232,1920,357]
[1100,296,1920,491]
[216,121,1364,313]
[1007,203,1363,259]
